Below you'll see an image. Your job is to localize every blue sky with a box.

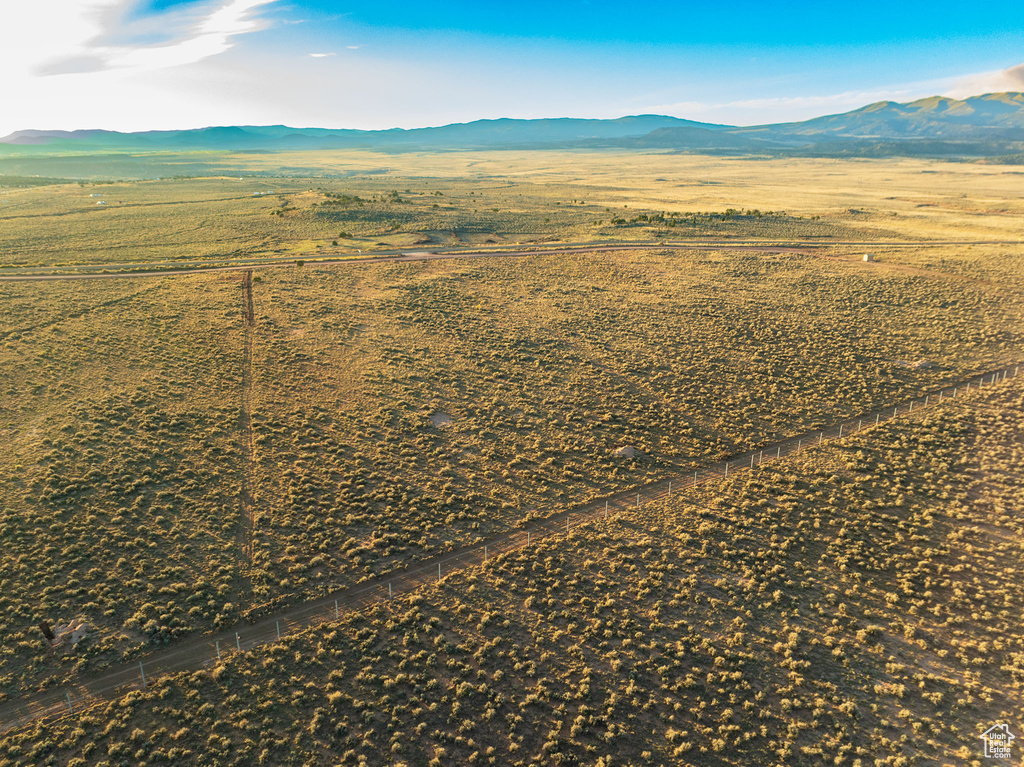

[2,0,1023,134]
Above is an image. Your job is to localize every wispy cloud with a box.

[947,62,1024,98]
[31,0,278,77]
[648,87,923,125]
[645,66,1023,126]
[309,52,335,58]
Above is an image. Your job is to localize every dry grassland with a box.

[1,375,1020,766]
[0,151,1022,763]
[2,153,1022,269]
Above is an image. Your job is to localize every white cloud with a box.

[0,0,278,134]
[32,0,278,75]
[946,63,1024,98]
[309,52,335,58]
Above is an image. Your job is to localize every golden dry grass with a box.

[0,150,1022,764]
[1,375,1020,766]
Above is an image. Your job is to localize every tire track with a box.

[238,271,256,593]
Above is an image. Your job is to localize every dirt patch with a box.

[895,358,937,369]
[50,618,93,650]
[429,412,453,427]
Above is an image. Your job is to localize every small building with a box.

[863,253,876,262]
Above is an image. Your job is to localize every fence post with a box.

[668,480,672,494]
[819,432,823,445]
[953,388,957,397]
[334,599,339,620]
[484,545,488,561]
[216,640,221,661]
[909,401,913,412]
[636,493,640,507]
[876,413,880,426]
[694,470,698,484]
[236,633,240,652]
[724,463,729,478]
[777,446,781,459]
[925,395,929,406]
[438,562,441,582]
[839,424,843,437]
[858,419,862,431]
[276,621,281,641]
[750,454,754,468]
[798,439,801,451]
[66,691,73,714]
[528,531,531,546]
[605,500,608,519]
[759,450,763,464]
[139,661,147,688]
[389,582,393,601]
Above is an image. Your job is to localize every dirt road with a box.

[2,237,1017,281]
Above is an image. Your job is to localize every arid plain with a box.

[0,150,1022,765]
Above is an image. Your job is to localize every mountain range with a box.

[2,92,1023,159]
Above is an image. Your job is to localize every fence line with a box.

[1,362,1020,734]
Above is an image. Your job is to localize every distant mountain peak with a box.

[2,91,1022,158]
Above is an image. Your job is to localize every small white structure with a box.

[863,253,876,262]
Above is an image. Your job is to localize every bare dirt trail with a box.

[0,362,1019,736]
[237,271,256,590]
[8,236,1021,282]
[0,242,817,281]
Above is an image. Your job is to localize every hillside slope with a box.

[3,93,1023,157]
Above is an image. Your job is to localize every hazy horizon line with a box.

[4,88,1022,138]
